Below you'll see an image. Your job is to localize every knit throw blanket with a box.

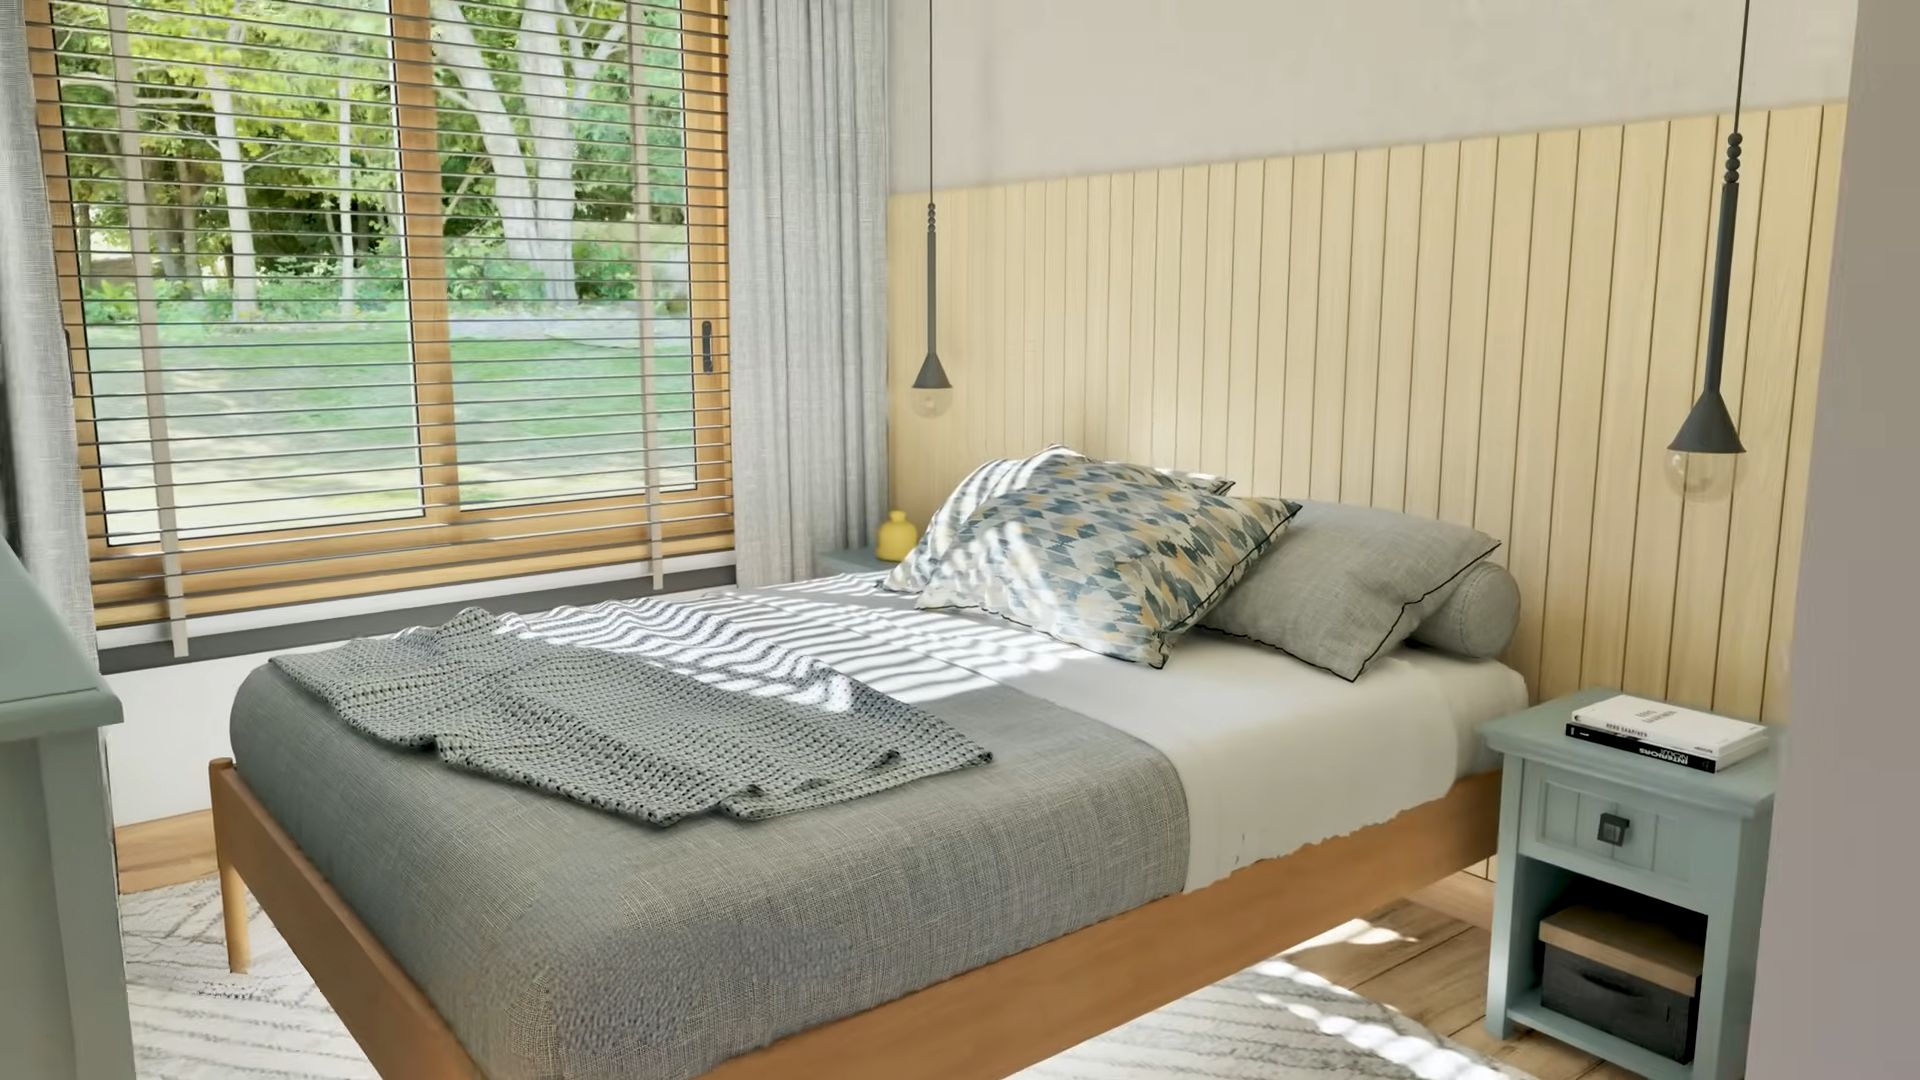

[271,605,992,826]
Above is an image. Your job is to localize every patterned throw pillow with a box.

[881,447,1234,594]
[915,479,1297,667]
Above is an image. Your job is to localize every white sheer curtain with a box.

[727,0,890,586]
[1,0,94,651]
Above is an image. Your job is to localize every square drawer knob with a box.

[1597,812,1631,847]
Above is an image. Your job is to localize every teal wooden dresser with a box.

[0,544,135,1079]
[1483,689,1778,1080]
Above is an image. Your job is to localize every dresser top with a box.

[0,545,115,735]
[1482,688,1778,817]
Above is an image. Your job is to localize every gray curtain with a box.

[728,0,890,586]
[2,0,95,650]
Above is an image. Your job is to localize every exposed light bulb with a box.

[1666,450,1736,502]
[911,386,953,419]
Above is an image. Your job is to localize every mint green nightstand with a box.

[818,547,893,576]
[1483,689,1779,1080]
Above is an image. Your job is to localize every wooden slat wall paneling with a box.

[981,185,1007,460]
[1129,171,1160,462]
[1371,145,1425,513]
[1404,141,1460,520]
[1083,176,1113,459]
[1341,149,1391,506]
[1175,166,1211,472]
[1063,178,1090,452]
[966,189,990,458]
[1251,160,1294,498]
[1282,156,1324,498]
[1503,129,1579,696]
[1000,184,1024,458]
[1471,135,1539,560]
[1579,120,1671,690]
[1310,152,1357,501]
[1200,164,1237,477]
[1712,105,1824,720]
[886,105,1844,721]
[1043,179,1070,448]
[1535,125,1622,702]
[1763,104,1846,721]
[1439,138,1498,527]
[1224,161,1266,486]
[1023,181,1048,452]
[1152,170,1185,467]
[1104,173,1136,462]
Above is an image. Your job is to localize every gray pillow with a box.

[1408,560,1520,659]
[1200,501,1501,680]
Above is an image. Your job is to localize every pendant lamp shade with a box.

[912,0,953,419]
[1667,0,1754,497]
[1671,386,1745,455]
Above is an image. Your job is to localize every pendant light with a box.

[1667,0,1753,500]
[910,0,954,419]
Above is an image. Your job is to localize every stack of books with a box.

[1565,695,1769,774]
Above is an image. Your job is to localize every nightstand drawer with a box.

[1518,760,1724,901]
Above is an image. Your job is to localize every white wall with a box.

[1747,0,1918,1074]
[102,643,336,826]
[890,0,1857,191]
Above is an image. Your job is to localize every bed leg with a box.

[209,759,252,974]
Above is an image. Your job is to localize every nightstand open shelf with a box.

[1482,690,1779,1080]
[1508,988,1694,1080]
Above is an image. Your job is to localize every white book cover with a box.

[1569,695,1767,758]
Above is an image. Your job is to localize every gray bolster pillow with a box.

[1409,560,1520,659]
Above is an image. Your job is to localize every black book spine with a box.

[1564,723,1719,773]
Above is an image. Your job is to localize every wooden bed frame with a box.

[209,758,1499,1080]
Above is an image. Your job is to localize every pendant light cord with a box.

[1731,0,1751,135]
[927,0,934,200]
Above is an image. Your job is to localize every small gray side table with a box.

[818,547,894,576]
[1483,689,1778,1080]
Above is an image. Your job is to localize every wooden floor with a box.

[114,809,216,894]
[114,813,1638,1078]
[1282,899,1637,1079]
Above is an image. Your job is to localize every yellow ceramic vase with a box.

[876,510,918,562]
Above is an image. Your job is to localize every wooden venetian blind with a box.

[27,0,731,653]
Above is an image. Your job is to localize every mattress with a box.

[230,576,1524,1079]
[708,576,1527,890]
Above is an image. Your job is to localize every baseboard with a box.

[1410,869,1496,930]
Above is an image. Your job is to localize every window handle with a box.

[701,319,714,374]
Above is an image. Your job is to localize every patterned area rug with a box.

[119,878,373,1079]
[121,877,1531,1079]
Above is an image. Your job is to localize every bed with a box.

[210,572,1525,1079]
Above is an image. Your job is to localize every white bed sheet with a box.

[713,576,1526,892]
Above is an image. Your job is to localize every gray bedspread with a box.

[231,590,1189,1080]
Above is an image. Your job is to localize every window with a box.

[26,0,730,650]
